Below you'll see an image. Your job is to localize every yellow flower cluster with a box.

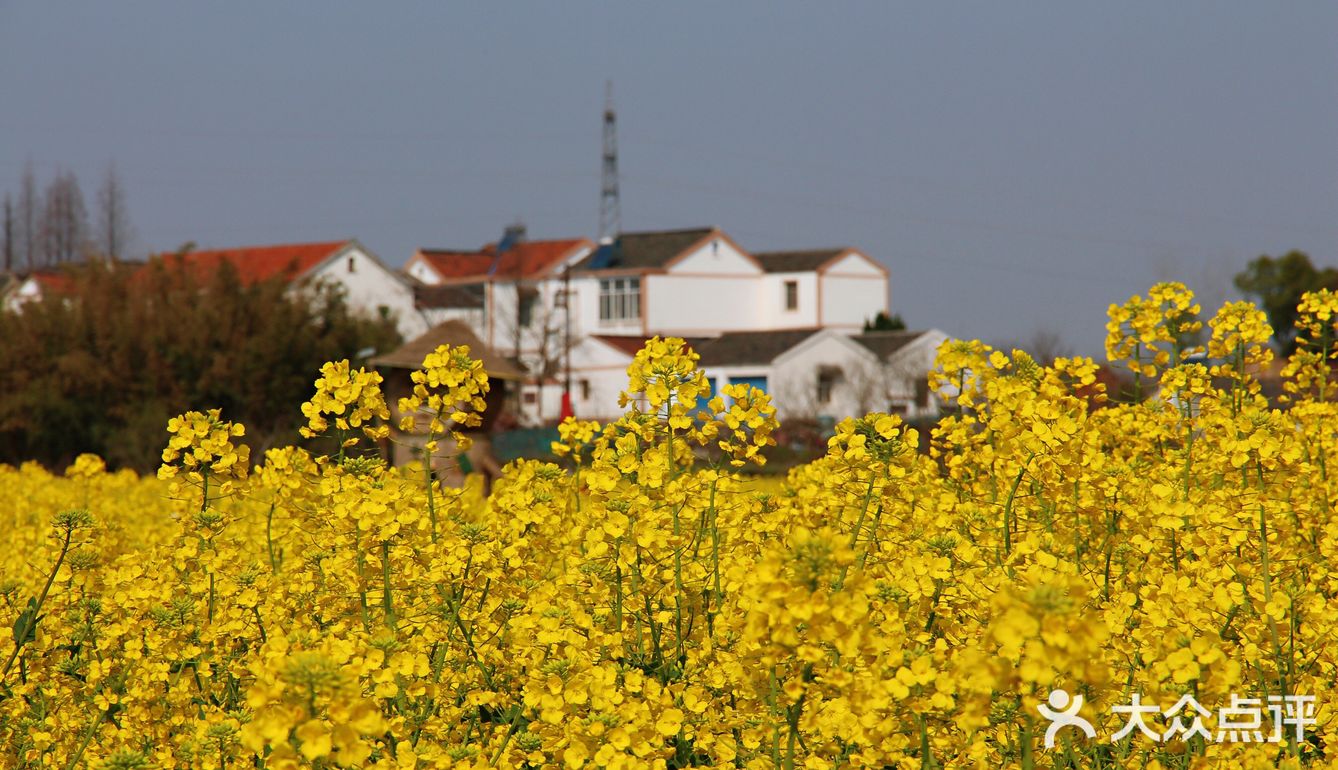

[397,344,489,452]
[1106,281,1203,385]
[1283,289,1338,403]
[300,360,392,444]
[157,408,251,504]
[700,383,777,467]
[5,285,1338,769]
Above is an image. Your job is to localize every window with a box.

[784,280,798,311]
[599,277,641,322]
[816,365,841,404]
[518,288,538,328]
[347,256,356,273]
[579,379,591,400]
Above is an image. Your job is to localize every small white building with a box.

[694,328,883,421]
[1,271,73,313]
[852,329,951,419]
[155,240,426,341]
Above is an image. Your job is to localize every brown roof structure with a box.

[694,328,823,367]
[853,330,930,359]
[414,283,485,310]
[592,335,713,358]
[752,248,846,273]
[370,320,524,380]
[572,227,716,271]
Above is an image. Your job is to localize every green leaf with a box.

[11,597,39,647]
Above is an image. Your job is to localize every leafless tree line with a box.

[2,160,135,273]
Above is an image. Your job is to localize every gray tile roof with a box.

[853,330,928,359]
[414,282,485,310]
[571,228,715,271]
[752,248,845,273]
[695,328,822,366]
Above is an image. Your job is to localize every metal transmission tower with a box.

[598,82,621,244]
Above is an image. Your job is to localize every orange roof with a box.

[417,238,590,281]
[154,241,349,285]
[30,272,76,293]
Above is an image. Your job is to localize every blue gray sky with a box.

[2,2,1334,355]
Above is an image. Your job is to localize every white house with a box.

[694,328,883,421]
[1,271,74,313]
[564,228,889,337]
[403,226,932,425]
[154,240,426,341]
[852,329,951,419]
[406,236,596,423]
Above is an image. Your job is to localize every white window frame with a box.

[598,277,641,323]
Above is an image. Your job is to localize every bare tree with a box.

[1024,328,1074,365]
[40,171,90,265]
[95,162,134,262]
[494,282,580,423]
[847,358,891,416]
[2,195,13,273]
[18,160,39,270]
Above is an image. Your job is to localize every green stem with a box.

[1001,454,1034,558]
[63,712,105,770]
[381,541,395,628]
[1,527,73,681]
[265,502,278,573]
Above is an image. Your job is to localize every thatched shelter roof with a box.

[370,320,525,380]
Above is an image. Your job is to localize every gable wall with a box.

[307,246,426,341]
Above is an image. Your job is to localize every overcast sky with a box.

[2,2,1334,355]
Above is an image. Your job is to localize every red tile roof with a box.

[30,272,77,293]
[154,241,349,285]
[592,335,652,356]
[417,238,590,281]
[592,335,711,359]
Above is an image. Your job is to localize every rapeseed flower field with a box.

[2,283,1337,769]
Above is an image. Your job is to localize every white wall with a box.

[760,272,819,329]
[2,278,43,313]
[645,274,762,335]
[564,336,640,421]
[668,237,759,275]
[884,330,949,418]
[770,332,883,420]
[307,245,427,341]
[818,252,888,331]
[405,256,443,285]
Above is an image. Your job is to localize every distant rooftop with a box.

[414,282,484,310]
[416,238,590,281]
[752,248,847,273]
[370,320,524,380]
[572,227,716,271]
[592,334,713,358]
[152,240,351,284]
[853,330,932,359]
[694,328,823,366]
